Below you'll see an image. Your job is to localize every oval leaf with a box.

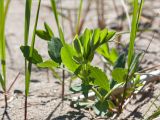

[44,22,54,37]
[89,66,110,91]
[20,45,43,64]
[112,68,127,83]
[48,37,62,64]
[37,60,59,69]
[61,44,79,72]
[36,30,51,41]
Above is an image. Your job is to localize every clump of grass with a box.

[121,0,144,111]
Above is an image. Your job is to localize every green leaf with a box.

[0,0,6,86]
[89,66,110,91]
[114,53,126,69]
[96,43,109,56]
[20,45,43,64]
[100,28,108,43]
[108,48,118,64]
[73,35,83,55]
[105,31,116,41]
[72,56,83,64]
[70,84,82,93]
[147,108,160,120]
[128,0,143,68]
[37,60,60,80]
[61,44,79,72]
[24,0,41,96]
[24,0,32,45]
[50,0,59,29]
[94,29,115,50]
[81,82,92,98]
[107,100,116,110]
[44,22,54,37]
[37,60,59,68]
[129,53,142,76]
[75,0,83,34]
[93,100,108,116]
[82,29,91,58]
[112,68,127,83]
[0,73,5,90]
[92,28,100,46]
[36,30,51,41]
[50,0,65,45]
[48,37,62,64]
[97,44,118,65]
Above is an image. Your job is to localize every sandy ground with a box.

[0,0,160,119]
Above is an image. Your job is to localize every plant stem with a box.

[24,0,41,119]
[24,95,27,120]
[62,65,65,101]
[0,0,10,116]
[4,92,8,113]
[119,72,129,113]
[24,0,32,120]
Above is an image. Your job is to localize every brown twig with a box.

[7,72,20,93]
[139,64,160,73]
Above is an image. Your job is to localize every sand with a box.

[0,0,160,119]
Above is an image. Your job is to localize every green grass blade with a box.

[136,0,144,28]
[24,0,32,45]
[127,0,143,68]
[25,0,41,96]
[4,0,11,19]
[76,0,83,34]
[50,0,59,28]
[0,0,4,60]
[0,0,11,91]
[147,108,160,120]
[50,0,65,45]
[0,73,5,90]
[24,0,32,96]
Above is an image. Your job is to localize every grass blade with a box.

[24,0,41,119]
[127,0,139,68]
[0,0,6,90]
[0,0,10,91]
[25,0,41,96]
[75,0,83,34]
[0,0,10,115]
[0,73,5,90]
[50,0,65,45]
[147,108,160,120]
[24,0,32,46]
[127,0,144,68]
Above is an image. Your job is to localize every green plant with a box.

[37,27,116,115]
[146,108,160,120]
[35,0,144,117]
[23,0,32,119]
[0,0,10,116]
[20,0,42,119]
[120,0,144,111]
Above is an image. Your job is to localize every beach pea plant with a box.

[36,24,119,115]
[34,0,144,117]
